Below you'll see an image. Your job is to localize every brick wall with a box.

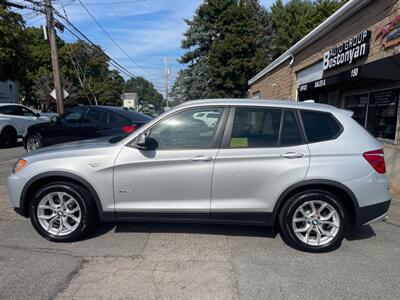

[249,60,294,100]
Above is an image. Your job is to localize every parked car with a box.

[23,105,152,152]
[7,99,390,252]
[0,104,50,148]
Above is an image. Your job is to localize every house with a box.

[0,80,19,104]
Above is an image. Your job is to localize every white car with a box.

[193,110,221,127]
[0,104,50,148]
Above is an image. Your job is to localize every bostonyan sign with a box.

[323,30,371,71]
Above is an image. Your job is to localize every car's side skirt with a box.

[102,211,274,226]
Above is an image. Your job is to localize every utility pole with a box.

[45,0,64,114]
[163,57,169,110]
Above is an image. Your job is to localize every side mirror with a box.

[135,133,148,149]
[50,115,58,123]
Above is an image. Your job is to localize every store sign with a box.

[298,67,360,92]
[375,16,400,49]
[323,30,371,71]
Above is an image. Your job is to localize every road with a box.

[0,146,399,300]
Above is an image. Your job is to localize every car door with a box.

[113,106,227,214]
[96,110,131,138]
[211,107,310,218]
[80,107,105,139]
[0,105,32,135]
[44,106,88,145]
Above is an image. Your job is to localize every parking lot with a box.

[0,145,399,300]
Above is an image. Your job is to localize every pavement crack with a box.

[51,258,86,300]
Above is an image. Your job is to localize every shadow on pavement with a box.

[83,221,278,241]
[83,220,377,243]
[346,224,376,241]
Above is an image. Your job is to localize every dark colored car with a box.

[23,105,151,152]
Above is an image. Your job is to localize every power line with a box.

[60,3,98,105]
[54,12,137,79]
[65,43,93,105]
[77,0,163,79]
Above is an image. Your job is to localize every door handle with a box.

[281,152,305,159]
[190,156,213,162]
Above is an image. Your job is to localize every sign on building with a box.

[323,30,371,71]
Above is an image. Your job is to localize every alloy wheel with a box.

[292,200,340,246]
[26,136,40,152]
[37,191,82,236]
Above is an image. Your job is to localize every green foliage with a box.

[124,76,163,111]
[0,6,127,110]
[0,3,26,81]
[270,0,347,59]
[172,0,271,101]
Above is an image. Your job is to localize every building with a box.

[121,92,139,109]
[248,0,400,191]
[0,80,19,104]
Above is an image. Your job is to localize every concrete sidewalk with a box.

[388,195,400,227]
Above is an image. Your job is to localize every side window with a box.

[83,109,103,126]
[60,107,86,124]
[108,112,130,126]
[301,111,341,143]
[148,108,224,149]
[0,105,19,116]
[20,107,36,117]
[280,110,302,146]
[230,108,281,148]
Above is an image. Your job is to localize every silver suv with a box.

[7,99,391,252]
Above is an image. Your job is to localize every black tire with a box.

[29,182,96,242]
[279,190,348,253]
[26,134,42,152]
[0,127,17,148]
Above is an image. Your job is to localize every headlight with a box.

[13,159,27,174]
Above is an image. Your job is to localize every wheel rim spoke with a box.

[292,200,340,247]
[37,191,81,236]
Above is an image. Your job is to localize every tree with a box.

[0,2,26,81]
[172,0,271,100]
[97,70,124,106]
[270,0,347,59]
[124,76,163,111]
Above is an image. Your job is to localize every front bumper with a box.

[358,199,391,225]
[6,173,27,214]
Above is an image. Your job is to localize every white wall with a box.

[0,81,19,104]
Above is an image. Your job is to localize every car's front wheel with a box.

[26,134,42,152]
[30,182,95,242]
[279,190,348,252]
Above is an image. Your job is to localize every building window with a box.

[344,93,368,126]
[345,88,399,142]
[252,91,260,99]
[367,89,399,140]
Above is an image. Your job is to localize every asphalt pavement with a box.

[0,146,399,300]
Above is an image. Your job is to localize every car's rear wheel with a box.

[30,182,95,242]
[0,127,17,148]
[279,190,348,252]
[26,134,42,152]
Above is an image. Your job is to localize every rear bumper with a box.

[358,199,391,225]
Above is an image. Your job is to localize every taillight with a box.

[121,125,138,134]
[363,149,386,174]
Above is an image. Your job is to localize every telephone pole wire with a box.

[45,0,64,114]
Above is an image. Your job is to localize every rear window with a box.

[301,111,341,143]
[105,107,151,122]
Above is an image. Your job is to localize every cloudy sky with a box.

[20,0,276,95]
